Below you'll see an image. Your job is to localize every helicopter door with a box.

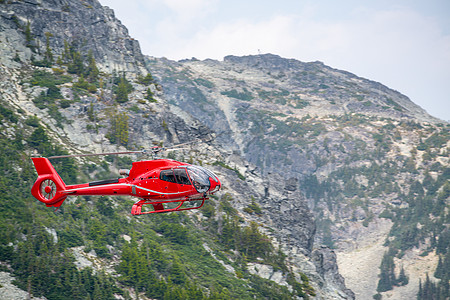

[159,169,178,196]
[173,167,192,193]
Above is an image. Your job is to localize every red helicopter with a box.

[30,147,221,215]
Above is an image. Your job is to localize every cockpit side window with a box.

[173,168,191,185]
[160,170,176,183]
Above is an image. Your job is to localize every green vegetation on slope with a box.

[0,98,314,299]
[295,115,449,298]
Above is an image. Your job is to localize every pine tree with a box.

[56,55,63,65]
[168,259,186,285]
[70,272,83,299]
[87,102,95,122]
[435,256,444,279]
[377,251,395,292]
[86,50,99,82]
[135,246,151,291]
[25,20,34,49]
[92,280,103,300]
[184,281,204,300]
[441,276,449,299]
[418,279,423,300]
[68,50,84,75]
[44,32,53,66]
[138,72,154,85]
[116,75,129,103]
[62,40,70,63]
[397,265,409,286]
[423,273,432,300]
[116,111,129,146]
[145,88,156,102]
[106,111,129,146]
[219,217,235,249]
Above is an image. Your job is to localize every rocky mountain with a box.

[1,0,448,299]
[0,0,146,74]
[147,54,441,170]
[0,0,359,299]
[146,55,449,299]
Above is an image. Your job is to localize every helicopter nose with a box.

[209,177,221,193]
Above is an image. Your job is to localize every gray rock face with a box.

[146,54,441,179]
[0,1,359,299]
[215,158,354,299]
[0,0,146,74]
[266,174,315,253]
[146,54,448,300]
[0,271,47,300]
[312,247,355,299]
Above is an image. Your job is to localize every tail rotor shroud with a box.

[40,179,57,200]
[31,157,68,207]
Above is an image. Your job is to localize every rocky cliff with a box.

[147,54,441,167]
[0,0,358,299]
[146,55,449,299]
[0,0,146,74]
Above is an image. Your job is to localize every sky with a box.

[99,0,450,122]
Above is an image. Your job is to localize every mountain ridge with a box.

[146,53,449,299]
[0,0,146,74]
[0,0,448,300]
[0,0,357,299]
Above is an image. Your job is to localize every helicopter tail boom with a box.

[31,157,68,207]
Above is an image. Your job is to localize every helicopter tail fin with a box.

[31,157,68,207]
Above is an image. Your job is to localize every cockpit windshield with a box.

[199,167,219,183]
[186,166,211,193]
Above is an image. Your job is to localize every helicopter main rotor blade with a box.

[164,147,190,152]
[46,138,206,160]
[167,140,196,148]
[48,150,145,159]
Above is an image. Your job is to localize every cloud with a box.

[161,0,218,21]
[166,15,297,60]
[320,8,450,119]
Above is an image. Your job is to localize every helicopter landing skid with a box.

[131,197,206,215]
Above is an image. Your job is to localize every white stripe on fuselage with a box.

[64,183,184,195]
[133,185,183,195]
